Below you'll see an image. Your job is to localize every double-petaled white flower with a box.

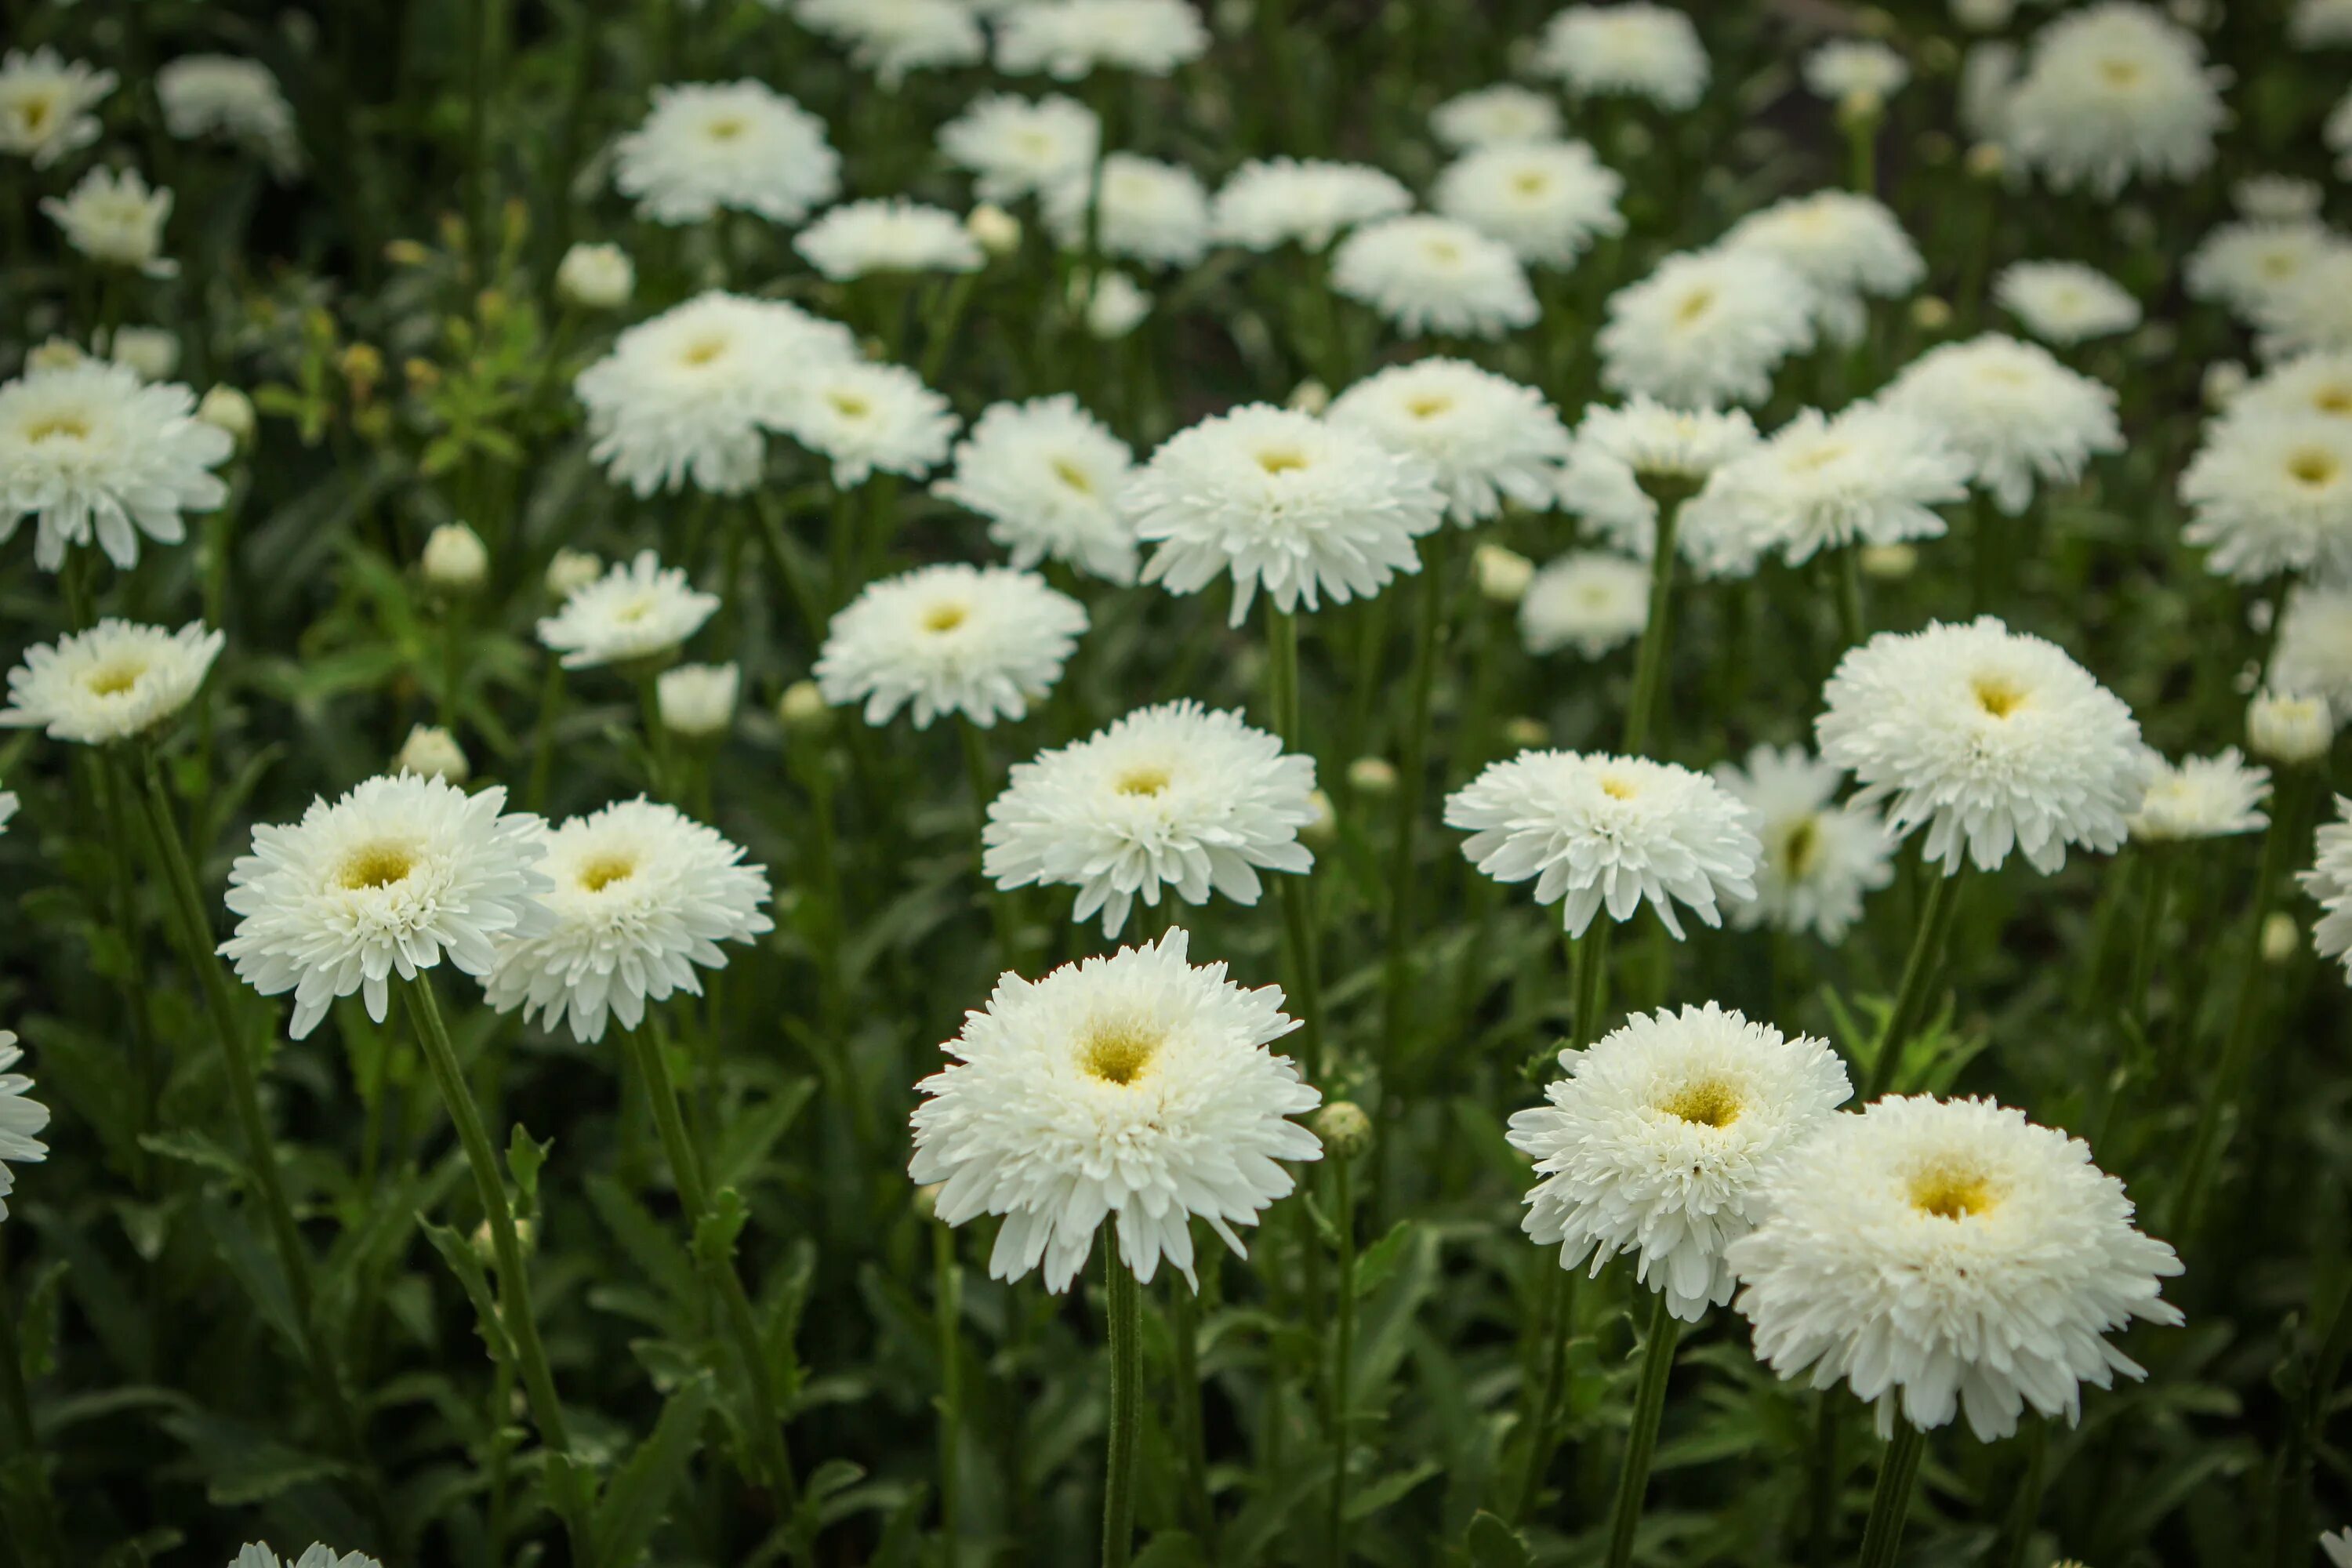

[0,359,232,571]
[1712,744,1896,943]
[1327,359,1572,524]
[815,563,1087,729]
[935,395,1138,582]
[613,81,839,225]
[1879,335,2122,515]
[2,619,222,745]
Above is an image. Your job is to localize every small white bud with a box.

[1314,1101,1374,1158]
[107,325,180,381]
[394,724,470,783]
[778,678,833,736]
[2248,689,2334,765]
[658,662,740,741]
[1077,271,1151,339]
[196,384,257,445]
[545,547,602,601]
[2260,911,2299,967]
[1859,543,1918,580]
[2202,361,2248,410]
[1300,788,1338,848]
[1909,296,1953,333]
[1474,543,1535,605]
[966,202,1022,259]
[1288,379,1331,416]
[554,242,634,310]
[1347,757,1399,797]
[25,337,86,372]
[1502,716,1548,750]
[421,523,489,593]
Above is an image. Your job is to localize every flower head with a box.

[2002,2,2224,198]
[2273,584,2352,719]
[613,81,839,225]
[0,359,232,571]
[910,929,1321,1292]
[2249,687,2336,766]
[1432,140,1625,269]
[1210,158,1413,252]
[1327,359,1572,524]
[1879,335,2122,514]
[3,619,223,744]
[938,93,1099,201]
[1679,403,1969,572]
[1534,5,1710,109]
[985,701,1317,936]
[815,563,1087,729]
[1556,397,1761,559]
[1599,249,1818,408]
[776,359,959,488]
[795,0,984,86]
[1520,550,1649,659]
[935,394,1138,582]
[1817,616,2150,875]
[2127,750,2270,840]
[656,662,739,740]
[1712,744,1896,942]
[795,198,984,279]
[1721,192,1922,347]
[2186,221,2341,326]
[2181,412,2352,581]
[1805,40,1910,103]
[157,55,301,177]
[43,166,176,277]
[485,799,771,1042]
[1512,1004,1853,1321]
[1726,1094,2182,1440]
[994,0,1210,78]
[1124,405,1446,625]
[536,550,719,670]
[1043,153,1211,268]
[229,1544,383,1568]
[0,47,114,168]
[1432,84,1563,150]
[221,775,554,1039]
[0,1031,51,1223]
[1994,260,2142,347]
[1329,215,1540,340]
[1446,750,1762,938]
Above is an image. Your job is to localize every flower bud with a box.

[1503,716,1548,750]
[2202,361,2247,410]
[2261,911,2299,967]
[1288,379,1331,416]
[545,547,602,601]
[384,238,432,267]
[966,202,1022,259]
[555,241,635,310]
[473,1215,535,1261]
[1859,543,1918,580]
[107,325,180,381]
[2248,689,2334,765]
[1964,142,2005,181]
[395,723,470,783]
[421,522,489,594]
[197,385,257,445]
[658,662,740,741]
[778,678,834,737]
[340,343,384,394]
[1909,296,1952,333]
[1078,271,1150,339]
[25,336,86,372]
[1347,757,1398,797]
[1835,89,1885,132]
[1475,543,1535,605]
[1315,1101,1374,1159]
[913,1181,944,1221]
[1301,788,1337,848]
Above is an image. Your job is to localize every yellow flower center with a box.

[1971,673,2027,718]
[1599,772,1639,800]
[678,335,729,368]
[2288,448,2341,488]
[1907,1161,1996,1220]
[923,602,969,633]
[1781,815,1821,879]
[578,853,638,892]
[1079,1018,1162,1085]
[1113,764,1172,797]
[1051,457,1095,495]
[704,115,747,142]
[21,96,53,133]
[2313,385,2352,415]
[1511,170,1549,197]
[339,841,420,891]
[1660,1078,1742,1128]
[1406,393,1454,419]
[25,414,91,442]
[1674,288,1715,326]
[1786,440,1849,474]
[1256,446,1310,475]
[2097,58,2142,89]
[826,390,872,419]
[82,656,149,698]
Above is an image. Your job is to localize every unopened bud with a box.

[1503,716,1548,750]
[1315,1101,1373,1158]
[1859,543,1918,580]
[545,547,602,601]
[1835,89,1885,132]
[384,238,432,267]
[556,242,635,310]
[108,325,179,381]
[966,202,1022,259]
[2260,912,2299,966]
[914,1181,944,1221]
[1964,142,2005,181]
[340,343,384,392]
[658,662,740,741]
[778,678,833,737]
[395,724,470,783]
[197,384,257,445]
[1077,271,1150,339]
[1300,788,1337,848]
[1289,379,1330,416]
[1347,756,1398,797]
[421,522,489,593]
[1910,296,1953,333]
[2202,361,2247,410]
[1475,543,1535,605]
[25,337,85,372]
[2248,689,2334,765]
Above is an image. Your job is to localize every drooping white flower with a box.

[984,701,1317,936]
[156,55,301,177]
[1555,397,1760,559]
[935,395,1138,582]
[574,291,855,497]
[795,0,985,87]
[775,359,959,488]
[536,550,720,670]
[1878,335,2122,514]
[1209,158,1413,252]
[1512,1003,1853,1322]
[0,47,114,168]
[1599,248,1818,409]
[1520,550,1649,659]
[2185,221,2342,326]
[1329,215,1540,340]
[1042,152,1212,268]
[612,81,839,226]
[795,198,984,279]
[0,1031,51,1224]
[2,619,223,745]
[2272,584,2352,716]
[911,929,1321,1292]
[938,93,1100,202]
[1712,743,1896,943]
[2002,2,2224,198]
[0,359,232,572]
[1534,4,1710,110]
[43,166,176,277]
[1720,191,1923,347]
[2181,412,2352,581]
[1446,750,1762,938]
[1123,404,1446,625]
[1327,358,1572,524]
[1432,140,1625,269]
[484,799,771,1043]
[993,0,1210,78]
[1816,615,2150,876]
[1727,1094,2182,1441]
[1804,40,1910,103]
[2127,750,2270,841]
[221,775,554,1040]
[815,562,1087,729]
[1679,404,1969,573]
[1432,84,1563,150]
[1994,260,2142,347]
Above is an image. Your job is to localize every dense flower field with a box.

[2,0,2350,1564]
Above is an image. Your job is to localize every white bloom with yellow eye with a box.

[613,81,839,225]
[816,563,1087,729]
[936,395,1138,582]
[2,619,223,745]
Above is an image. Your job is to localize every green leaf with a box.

[158,1410,348,1506]
[1352,1221,1414,1300]
[138,1129,249,1184]
[1464,1510,1533,1568]
[507,1123,553,1206]
[419,1217,517,1366]
[199,1198,305,1356]
[592,1374,715,1568]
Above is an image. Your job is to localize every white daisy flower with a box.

[574,291,855,497]
[2127,750,2270,841]
[1079,270,1152,338]
[795,198,984,280]
[1727,1094,2182,1441]
[2185,221,2341,326]
[2235,175,2323,222]
[815,562,1087,729]
[2,619,223,745]
[1330,214,1540,340]
[156,55,301,178]
[1520,550,1650,659]
[910,929,1321,1292]
[221,775,554,1040]
[1805,40,1910,103]
[536,550,720,670]
[1534,4,1710,111]
[1720,191,1924,347]
[2295,0,2352,43]
[1432,84,1563,150]
[935,394,1138,582]
[0,359,232,572]
[43,166,176,278]
[777,359,959,488]
[1123,404,1446,625]
[1445,750,1762,939]
[1555,397,1761,560]
[484,799,771,1043]
[984,700,1317,936]
[1432,140,1626,269]
[0,47,114,169]
[2304,797,2352,975]
[655,662,739,740]
[1599,248,1819,409]
[2272,584,2352,715]
[993,0,1210,79]
[938,93,1100,202]
[1994,260,2142,347]
[1209,158,1414,252]
[2002,2,2224,198]
[1816,615,2150,876]
[1327,358,1573,524]
[1512,1003,1853,1322]
[1712,743,1896,943]
[2252,248,2352,364]
[795,0,985,86]
[0,1031,51,1224]
[1878,335,2122,514]
[2180,412,2352,581]
[612,81,840,226]
[1679,403,1969,573]
[2249,688,2336,767]
[228,1543,383,1568]
[1043,152,1212,268]
[2227,352,2352,429]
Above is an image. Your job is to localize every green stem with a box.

[1969,491,2002,615]
[1602,1293,1682,1568]
[1378,530,1456,1111]
[1324,1155,1359,1568]
[1102,1256,1143,1568]
[1805,1396,1841,1566]
[1510,1266,1578,1523]
[959,720,1022,966]
[1266,611,1327,1081]
[636,670,673,800]
[1836,546,1867,650]
[1569,923,1613,1054]
[1623,481,1690,754]
[935,1221,963,1564]
[524,657,565,815]
[1864,861,1968,1102]
[1856,1420,1927,1568]
[1998,1418,2049,1568]
[407,977,594,1558]
[1171,1279,1213,1548]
